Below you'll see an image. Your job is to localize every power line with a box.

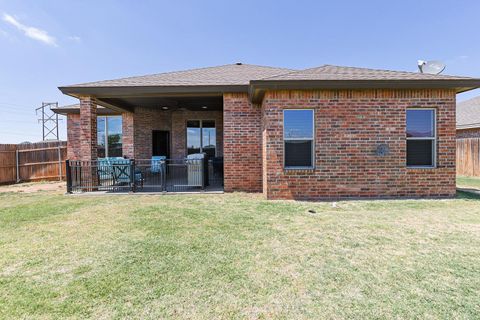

[0,131,38,137]
[0,102,33,108]
[0,106,35,115]
[0,119,38,124]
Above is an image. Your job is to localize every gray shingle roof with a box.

[65,64,296,88]
[457,96,480,129]
[262,65,474,81]
[59,63,480,104]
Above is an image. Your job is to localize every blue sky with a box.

[0,0,479,143]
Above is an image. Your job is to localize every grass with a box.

[457,175,480,190]
[0,188,480,319]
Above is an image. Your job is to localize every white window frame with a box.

[406,108,436,168]
[283,109,315,169]
[98,115,122,158]
[186,119,216,156]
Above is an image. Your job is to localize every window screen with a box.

[284,110,314,168]
[406,109,435,167]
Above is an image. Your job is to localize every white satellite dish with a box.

[417,60,446,74]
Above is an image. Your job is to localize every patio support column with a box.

[79,96,98,161]
[122,111,135,159]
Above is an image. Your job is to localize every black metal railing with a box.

[66,157,224,193]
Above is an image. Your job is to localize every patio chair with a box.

[151,156,166,174]
[110,158,144,189]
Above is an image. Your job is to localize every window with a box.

[406,109,436,167]
[187,120,216,157]
[97,116,122,158]
[284,110,314,168]
[97,117,106,158]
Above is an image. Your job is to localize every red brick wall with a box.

[79,97,97,161]
[66,114,81,160]
[122,111,135,158]
[131,107,173,159]
[131,107,223,160]
[223,93,263,192]
[457,128,480,138]
[262,89,456,200]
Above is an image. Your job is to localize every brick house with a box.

[456,96,480,138]
[54,64,480,199]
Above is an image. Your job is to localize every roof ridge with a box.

[260,64,331,80]
[234,63,293,70]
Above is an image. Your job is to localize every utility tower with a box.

[36,102,61,141]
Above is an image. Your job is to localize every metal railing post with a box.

[201,159,205,190]
[65,160,72,193]
[130,159,136,193]
[162,160,167,192]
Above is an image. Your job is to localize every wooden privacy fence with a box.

[0,141,67,184]
[456,138,480,177]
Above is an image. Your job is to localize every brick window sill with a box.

[284,167,315,174]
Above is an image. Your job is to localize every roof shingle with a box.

[261,65,474,81]
[65,64,296,88]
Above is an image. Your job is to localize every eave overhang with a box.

[51,106,120,116]
[58,85,248,98]
[58,79,480,108]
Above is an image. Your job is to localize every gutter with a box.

[58,85,249,97]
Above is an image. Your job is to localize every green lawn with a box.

[457,175,480,190]
[1,188,480,319]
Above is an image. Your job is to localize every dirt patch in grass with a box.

[0,181,65,193]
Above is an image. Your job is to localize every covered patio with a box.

[58,91,225,193]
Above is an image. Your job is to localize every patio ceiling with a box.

[96,93,224,112]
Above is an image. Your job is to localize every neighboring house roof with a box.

[457,96,480,130]
[58,63,480,105]
[52,104,119,115]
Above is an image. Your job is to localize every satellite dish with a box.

[417,60,446,74]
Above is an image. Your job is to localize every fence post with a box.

[58,146,62,181]
[65,160,72,193]
[130,159,136,193]
[15,149,20,183]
